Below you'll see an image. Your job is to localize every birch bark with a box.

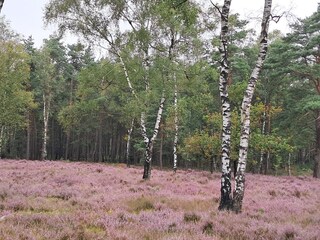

[233,0,273,213]
[42,93,50,160]
[126,119,134,167]
[259,100,267,173]
[26,112,31,160]
[173,73,179,172]
[142,92,166,179]
[217,0,233,211]
[0,0,4,13]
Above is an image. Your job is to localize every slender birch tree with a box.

[233,0,273,213]
[33,49,54,160]
[151,0,201,172]
[45,0,167,179]
[173,73,179,172]
[216,0,233,211]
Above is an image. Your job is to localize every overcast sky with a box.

[2,0,319,47]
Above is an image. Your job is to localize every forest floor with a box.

[0,160,319,240]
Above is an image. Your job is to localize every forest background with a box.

[0,0,320,179]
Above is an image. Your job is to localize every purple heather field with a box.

[0,160,319,240]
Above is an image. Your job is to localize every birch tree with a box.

[33,49,54,160]
[233,0,273,213]
[215,0,274,212]
[151,0,201,172]
[45,0,167,179]
[216,0,233,211]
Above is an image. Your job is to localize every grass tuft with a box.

[183,212,201,223]
[268,190,277,197]
[127,196,155,213]
[168,223,177,233]
[284,230,296,240]
[202,221,214,235]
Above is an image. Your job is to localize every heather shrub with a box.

[0,160,319,240]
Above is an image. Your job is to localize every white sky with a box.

[2,0,319,47]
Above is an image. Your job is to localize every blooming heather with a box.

[0,160,319,239]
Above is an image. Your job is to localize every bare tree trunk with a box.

[217,0,233,211]
[126,119,134,167]
[159,126,163,170]
[98,124,102,162]
[92,128,99,161]
[26,111,31,160]
[65,130,70,160]
[42,94,50,160]
[313,110,320,178]
[264,151,270,174]
[259,101,267,173]
[288,153,292,176]
[233,0,273,213]
[0,126,5,159]
[173,73,179,172]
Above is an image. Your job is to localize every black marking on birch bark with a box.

[0,0,4,13]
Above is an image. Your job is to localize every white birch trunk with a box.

[142,93,166,179]
[173,73,179,172]
[288,153,292,176]
[218,0,233,211]
[118,54,137,99]
[233,0,273,213]
[126,119,134,167]
[259,101,267,173]
[26,111,31,160]
[42,93,50,160]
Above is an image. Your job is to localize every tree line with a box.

[0,0,319,213]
